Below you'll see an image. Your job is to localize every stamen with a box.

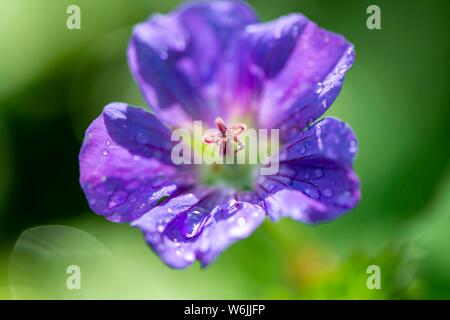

[203,117,247,156]
[215,117,227,136]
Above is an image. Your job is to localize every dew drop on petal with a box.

[136,132,149,145]
[199,240,209,252]
[273,29,282,39]
[108,190,128,209]
[303,188,320,200]
[237,217,246,226]
[184,219,207,239]
[159,51,168,60]
[349,140,358,153]
[291,25,299,38]
[313,168,324,178]
[184,251,195,262]
[323,188,333,198]
[335,191,353,206]
[316,82,323,94]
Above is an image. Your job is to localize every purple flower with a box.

[79,0,360,268]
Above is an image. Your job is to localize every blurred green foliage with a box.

[0,0,449,299]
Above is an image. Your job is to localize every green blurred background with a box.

[0,0,449,299]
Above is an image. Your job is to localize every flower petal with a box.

[132,188,265,268]
[79,103,194,223]
[259,118,360,223]
[128,0,258,127]
[239,14,354,135]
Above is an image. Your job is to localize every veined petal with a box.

[259,118,360,223]
[132,188,265,268]
[280,117,358,167]
[128,0,258,127]
[240,14,354,135]
[79,103,194,223]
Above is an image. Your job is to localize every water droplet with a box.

[184,251,195,261]
[226,199,240,215]
[321,98,328,108]
[323,188,333,198]
[299,146,307,154]
[246,25,259,33]
[175,250,181,256]
[237,217,246,226]
[136,132,149,145]
[316,82,323,94]
[274,30,282,39]
[199,240,209,252]
[303,188,320,200]
[108,190,128,209]
[291,25,299,38]
[349,140,357,153]
[106,140,111,147]
[157,225,165,233]
[184,221,205,239]
[101,149,108,156]
[335,191,353,207]
[159,51,168,60]
[313,168,324,178]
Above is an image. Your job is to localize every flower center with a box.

[200,117,256,191]
[203,117,247,156]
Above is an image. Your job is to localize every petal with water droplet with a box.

[132,189,265,268]
[79,103,194,223]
